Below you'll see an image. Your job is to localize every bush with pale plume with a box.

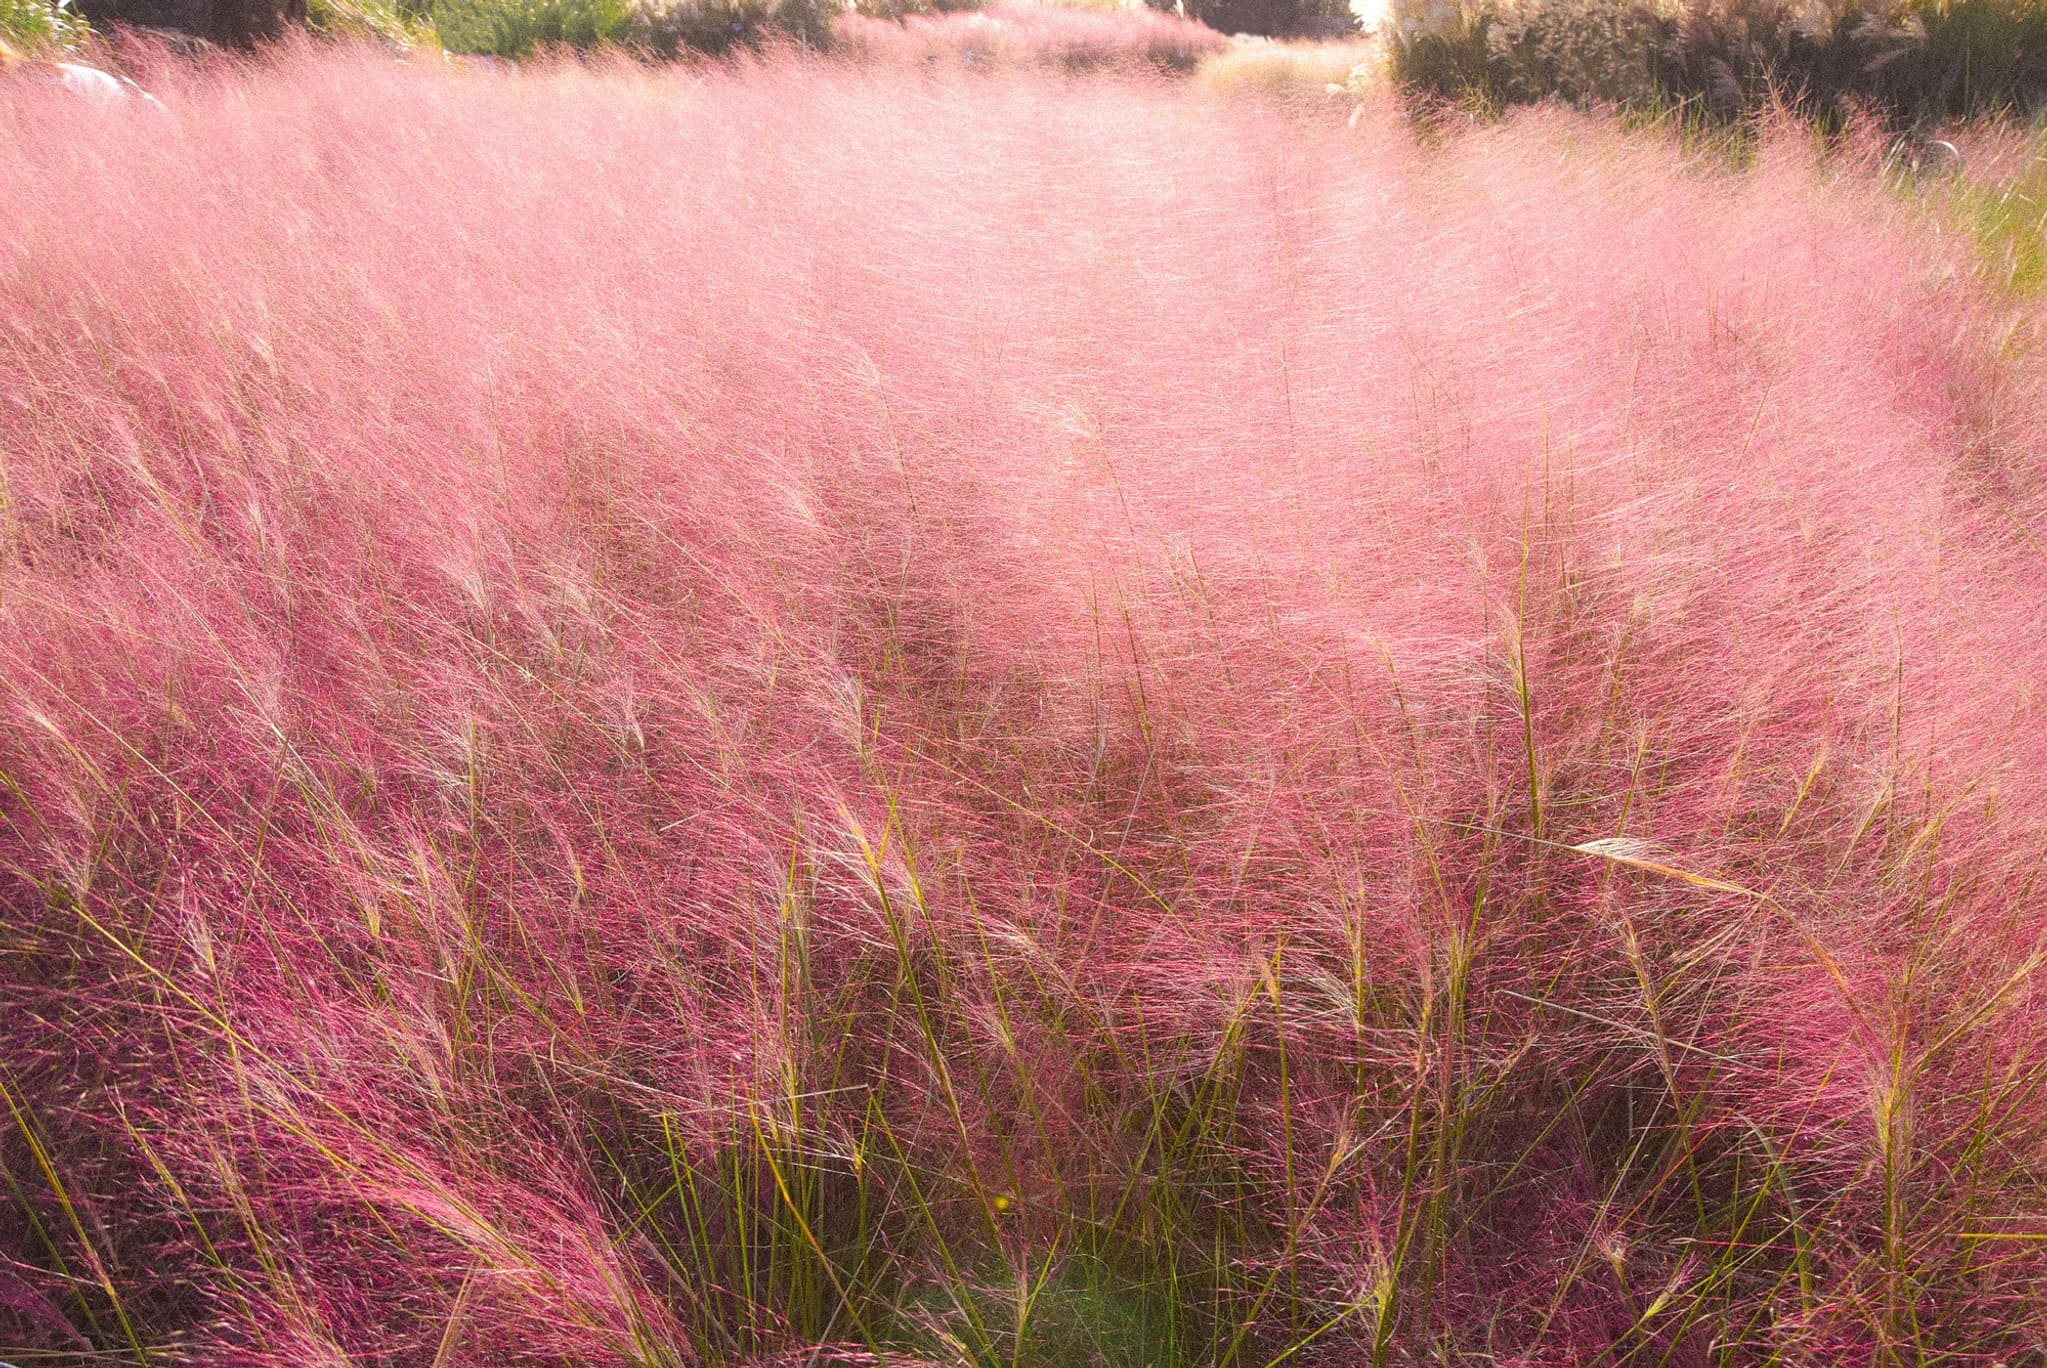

[1385,0,2047,122]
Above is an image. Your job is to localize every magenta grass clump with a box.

[3,42,2047,1367]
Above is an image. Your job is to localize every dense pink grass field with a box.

[4,45,2047,1367]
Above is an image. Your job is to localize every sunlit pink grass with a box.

[2,43,2045,1366]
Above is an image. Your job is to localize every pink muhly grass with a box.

[1,43,2045,1368]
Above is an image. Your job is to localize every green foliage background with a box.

[0,0,89,52]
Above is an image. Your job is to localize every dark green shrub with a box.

[1385,0,1666,113]
[76,0,310,48]
[1387,0,2047,126]
[1487,0,1664,106]
[1906,0,2047,117]
[431,0,832,59]
[848,0,976,20]
[0,0,89,50]
[1652,0,1929,129]
[1155,0,1352,41]
[628,0,833,56]
[1385,3,1500,109]
[433,0,632,54]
